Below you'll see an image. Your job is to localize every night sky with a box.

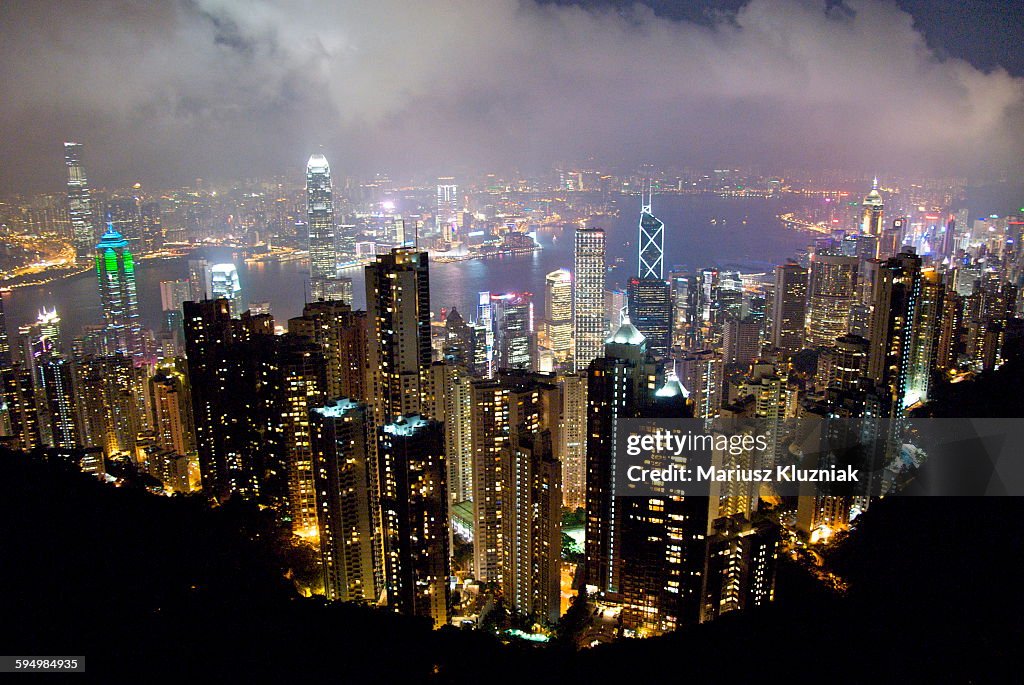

[1,0,1022,191]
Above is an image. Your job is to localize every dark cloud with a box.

[1,0,1021,191]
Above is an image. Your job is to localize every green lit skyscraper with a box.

[95,224,143,360]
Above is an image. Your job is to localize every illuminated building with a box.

[492,292,535,371]
[503,430,562,624]
[149,361,195,456]
[470,370,560,584]
[677,350,722,419]
[159,279,191,347]
[311,398,379,602]
[806,253,859,348]
[440,307,477,372]
[209,263,242,317]
[627,277,672,359]
[95,225,143,360]
[722,315,761,368]
[868,251,922,411]
[24,309,77,449]
[436,181,459,243]
[317,276,354,305]
[584,317,659,598]
[377,415,450,628]
[279,335,326,535]
[287,300,367,402]
[73,353,140,456]
[544,269,573,364]
[573,228,606,371]
[183,299,284,504]
[860,177,884,237]
[700,515,779,623]
[638,186,664,280]
[364,249,432,426]
[307,153,338,300]
[476,292,496,378]
[424,362,474,506]
[905,269,944,407]
[771,262,807,355]
[559,372,587,510]
[64,142,97,259]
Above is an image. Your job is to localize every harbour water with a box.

[4,194,819,342]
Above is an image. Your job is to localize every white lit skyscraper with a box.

[209,263,242,317]
[573,227,606,371]
[544,269,573,363]
[861,177,884,237]
[436,180,459,243]
[307,153,337,299]
[65,142,96,259]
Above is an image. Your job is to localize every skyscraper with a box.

[861,177,884,237]
[311,399,379,603]
[95,225,143,360]
[544,269,573,364]
[64,142,96,259]
[771,262,808,354]
[868,251,922,412]
[377,415,450,627]
[279,335,326,536]
[573,227,606,371]
[630,192,672,357]
[364,249,432,426]
[806,253,859,348]
[209,264,242,317]
[436,181,459,243]
[307,153,338,300]
[492,292,536,371]
[638,186,665,280]
[627,276,673,358]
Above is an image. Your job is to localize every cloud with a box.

[0,0,1021,190]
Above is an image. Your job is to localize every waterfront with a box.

[3,194,823,343]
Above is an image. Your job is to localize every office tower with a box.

[377,415,450,628]
[806,253,859,348]
[140,201,163,252]
[105,197,141,244]
[95,225,143,360]
[492,292,536,371]
[677,350,723,419]
[436,181,459,242]
[544,269,573,364]
[311,399,379,602]
[638,187,665,280]
[183,299,283,503]
[771,262,807,354]
[65,142,97,258]
[470,370,561,585]
[560,372,587,510]
[503,430,562,624]
[209,264,242,316]
[279,335,326,536]
[73,353,140,456]
[936,291,964,371]
[584,317,659,597]
[700,515,779,623]
[573,228,606,371]
[605,288,628,336]
[475,292,496,378]
[842,232,879,261]
[723,315,761,367]
[627,277,673,358]
[365,249,432,426]
[307,153,338,300]
[868,251,923,412]
[287,300,368,402]
[0,296,10,371]
[149,361,195,456]
[860,177,884,237]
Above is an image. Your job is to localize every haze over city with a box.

[2,0,1023,191]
